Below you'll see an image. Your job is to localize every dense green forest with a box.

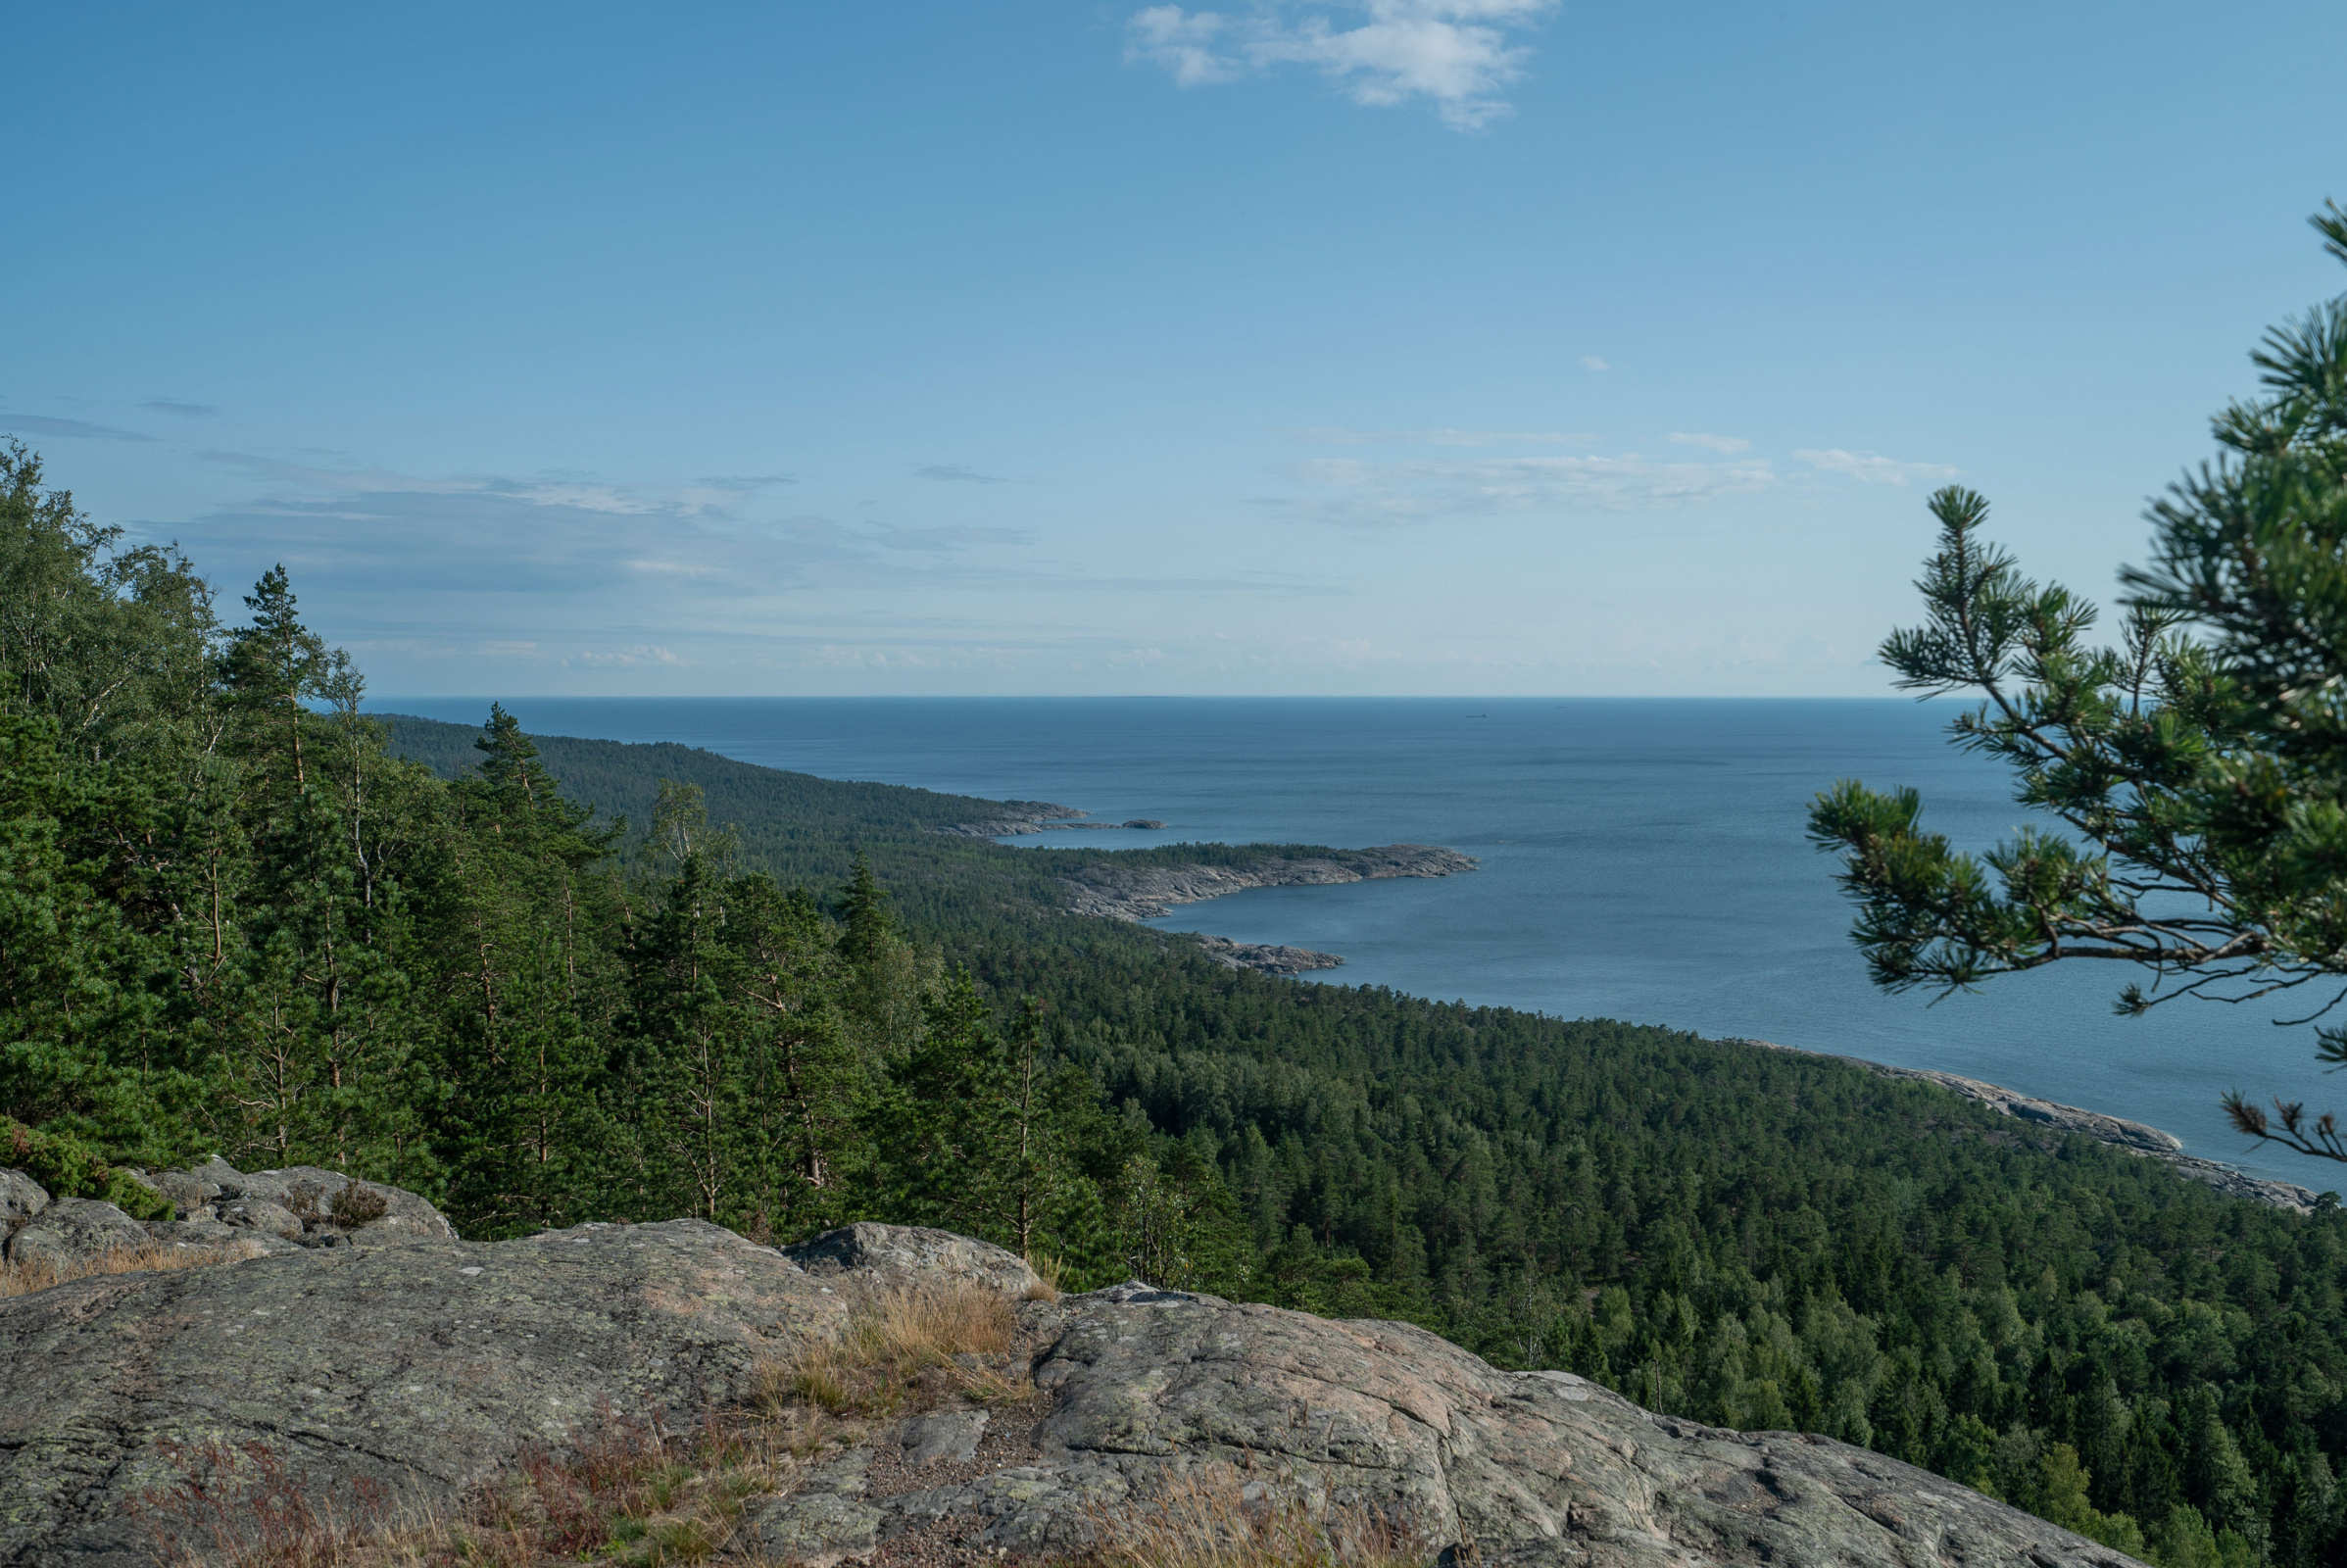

[4,442,2342,1565]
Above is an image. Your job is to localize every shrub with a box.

[329,1184,389,1228]
[2,1120,173,1221]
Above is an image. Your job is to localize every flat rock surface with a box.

[0,1220,839,1568]
[757,1280,2143,1568]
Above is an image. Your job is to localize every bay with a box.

[374,694,2347,1194]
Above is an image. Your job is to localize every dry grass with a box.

[758,1280,1027,1417]
[0,1240,257,1298]
[1079,1465,1430,1568]
[125,1278,1042,1568]
[141,1436,405,1568]
[139,1407,828,1568]
[1024,1253,1064,1302]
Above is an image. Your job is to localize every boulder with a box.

[129,1155,239,1219]
[0,1219,843,1568]
[126,1157,458,1245]
[214,1196,304,1241]
[0,1168,47,1230]
[2,1198,150,1272]
[140,1217,299,1258]
[781,1221,1041,1297]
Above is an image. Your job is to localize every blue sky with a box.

[8,2,2345,697]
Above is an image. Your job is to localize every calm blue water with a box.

[375,696,2347,1194]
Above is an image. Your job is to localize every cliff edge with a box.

[0,1168,2140,1568]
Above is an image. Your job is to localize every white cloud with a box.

[567,646,685,668]
[1669,431,1750,454]
[1126,1,1556,131]
[1279,450,1778,525]
[1291,426,1598,446]
[1579,355,1609,371]
[1127,6,1244,85]
[1793,448,1959,486]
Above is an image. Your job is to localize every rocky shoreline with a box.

[1186,933,1346,975]
[1060,843,1478,922]
[1746,1038,2324,1213]
[934,802,1166,836]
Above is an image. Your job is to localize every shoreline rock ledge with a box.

[1061,843,1478,923]
[1746,1039,2323,1213]
[0,1177,2141,1568]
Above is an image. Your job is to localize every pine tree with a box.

[432,706,625,1231]
[725,878,859,1240]
[1810,202,2347,1158]
[199,571,423,1174]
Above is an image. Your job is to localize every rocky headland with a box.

[0,1165,2144,1568]
[1746,1039,2324,1212]
[1188,933,1348,975]
[1060,844,1478,923]
[934,804,1167,837]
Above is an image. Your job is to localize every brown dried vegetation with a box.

[0,1241,254,1298]
[138,1408,827,1568]
[758,1281,1029,1417]
[129,1283,1045,1568]
[1077,1464,1430,1568]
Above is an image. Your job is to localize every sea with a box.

[373,695,2347,1195]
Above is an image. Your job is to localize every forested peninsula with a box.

[5,444,2345,1565]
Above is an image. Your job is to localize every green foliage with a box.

[1,1118,172,1219]
[1808,204,2347,1169]
[0,441,217,766]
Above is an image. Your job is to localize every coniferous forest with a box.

[4,441,2343,1566]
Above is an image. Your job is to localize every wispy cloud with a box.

[567,645,685,668]
[1669,431,1750,454]
[1794,448,1959,485]
[914,464,1012,484]
[193,452,794,520]
[1,414,155,442]
[1127,1,1556,131]
[166,456,1027,608]
[1291,426,1598,447]
[1277,451,1778,525]
[1579,355,1609,371]
[143,399,220,418]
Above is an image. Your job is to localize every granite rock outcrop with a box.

[1189,933,1346,974]
[0,1184,2142,1568]
[0,1155,460,1270]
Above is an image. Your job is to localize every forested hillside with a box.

[4,442,2341,1566]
